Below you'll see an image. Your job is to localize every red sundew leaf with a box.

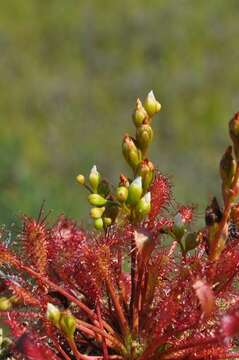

[15,333,61,360]
[21,216,49,275]
[193,279,215,317]
[148,172,171,220]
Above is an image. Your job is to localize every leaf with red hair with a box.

[148,172,171,220]
[21,216,49,275]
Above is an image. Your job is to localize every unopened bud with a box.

[89,165,101,193]
[122,135,141,170]
[229,112,239,160]
[135,192,151,217]
[220,146,236,186]
[88,194,107,207]
[116,186,128,203]
[59,311,76,338]
[46,303,61,327]
[136,124,153,154]
[127,177,143,206]
[94,217,104,230]
[144,90,161,117]
[0,297,12,311]
[137,159,155,191]
[90,207,105,219]
[132,98,148,127]
[76,174,85,185]
[103,217,112,226]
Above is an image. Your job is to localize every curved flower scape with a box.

[1,93,239,359]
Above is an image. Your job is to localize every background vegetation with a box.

[0,0,239,225]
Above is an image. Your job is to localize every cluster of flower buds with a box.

[77,165,114,229]
[115,176,151,220]
[47,303,76,339]
[76,91,161,228]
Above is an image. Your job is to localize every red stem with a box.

[96,302,109,360]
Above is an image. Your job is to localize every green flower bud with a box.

[116,186,128,203]
[127,177,143,206]
[59,311,76,338]
[122,134,141,170]
[76,174,85,185]
[137,159,155,191]
[144,90,161,117]
[89,165,101,193]
[94,217,104,230]
[46,303,61,327]
[136,124,153,154]
[0,297,12,311]
[88,194,107,207]
[220,146,236,186]
[103,217,112,226]
[90,206,105,219]
[135,192,151,217]
[132,98,148,127]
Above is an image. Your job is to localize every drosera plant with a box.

[1,92,239,359]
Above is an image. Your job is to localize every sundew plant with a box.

[1,92,239,359]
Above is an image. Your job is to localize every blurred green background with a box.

[0,0,238,225]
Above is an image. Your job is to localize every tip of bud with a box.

[90,165,98,175]
[144,192,151,204]
[132,176,142,188]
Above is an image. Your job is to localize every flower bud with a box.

[76,174,85,185]
[127,177,143,206]
[144,90,161,117]
[89,165,101,193]
[137,159,155,191]
[46,303,61,327]
[229,112,239,160]
[220,146,236,186]
[88,194,107,207]
[116,186,128,203]
[0,297,12,311]
[122,135,141,170]
[103,217,112,226]
[132,98,148,127]
[59,311,76,338]
[90,206,105,219]
[94,217,104,230]
[136,124,153,154]
[135,192,151,218]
